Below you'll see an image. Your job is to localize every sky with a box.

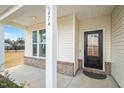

[5,25,26,41]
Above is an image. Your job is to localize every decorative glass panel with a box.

[87,34,99,56]
[32,31,37,43]
[39,44,46,57]
[33,44,37,56]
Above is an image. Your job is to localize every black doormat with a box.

[83,71,106,79]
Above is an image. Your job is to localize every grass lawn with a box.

[4,51,24,68]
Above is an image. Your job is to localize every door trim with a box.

[84,30,103,69]
[82,28,105,71]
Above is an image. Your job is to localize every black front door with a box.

[84,30,103,70]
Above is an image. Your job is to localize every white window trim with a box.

[32,29,46,58]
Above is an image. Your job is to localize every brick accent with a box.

[57,61,74,76]
[24,57,45,69]
[24,56,74,76]
[78,59,83,70]
[105,62,111,75]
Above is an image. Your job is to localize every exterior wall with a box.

[25,15,74,63]
[25,22,45,57]
[79,15,112,71]
[73,15,79,75]
[0,24,4,71]
[25,14,112,76]
[57,15,74,62]
[25,14,76,76]
[112,6,124,87]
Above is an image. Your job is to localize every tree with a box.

[4,37,25,51]
[16,38,25,50]
[4,39,12,45]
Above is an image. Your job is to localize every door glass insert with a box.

[87,34,99,56]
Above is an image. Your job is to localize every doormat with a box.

[83,71,106,79]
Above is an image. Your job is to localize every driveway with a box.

[6,65,119,88]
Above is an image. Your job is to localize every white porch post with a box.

[0,23,4,72]
[46,5,57,88]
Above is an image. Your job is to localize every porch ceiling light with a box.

[32,16,36,20]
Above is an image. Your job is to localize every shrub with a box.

[0,64,24,88]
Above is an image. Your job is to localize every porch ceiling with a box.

[0,5,12,15]
[0,5,115,28]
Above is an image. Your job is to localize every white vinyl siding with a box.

[58,15,74,62]
[112,6,124,87]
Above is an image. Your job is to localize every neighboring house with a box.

[0,5,124,87]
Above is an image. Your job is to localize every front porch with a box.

[0,5,124,88]
[6,65,118,88]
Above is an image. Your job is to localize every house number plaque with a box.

[47,6,51,26]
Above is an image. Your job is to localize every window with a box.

[32,31,37,56]
[39,30,46,57]
[33,44,37,56]
[32,31,37,43]
[32,29,46,57]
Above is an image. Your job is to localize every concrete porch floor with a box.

[6,65,119,88]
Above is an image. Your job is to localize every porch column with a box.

[46,5,57,88]
[0,23,4,72]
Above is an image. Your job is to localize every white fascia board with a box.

[0,5,24,21]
